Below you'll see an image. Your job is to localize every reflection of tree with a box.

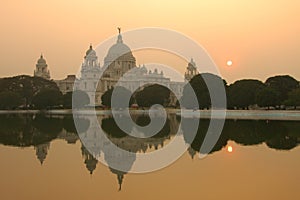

[0,114,66,147]
[32,115,62,135]
[182,118,300,155]
[182,118,229,155]
[224,120,273,146]
[63,116,77,133]
[101,117,130,138]
[266,133,298,150]
[0,114,35,147]
[73,117,90,134]
[101,114,176,153]
[265,122,298,150]
[1,113,300,190]
[135,115,171,138]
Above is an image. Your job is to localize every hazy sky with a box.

[0,0,299,83]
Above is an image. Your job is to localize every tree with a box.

[63,91,89,109]
[101,86,133,108]
[135,84,170,107]
[0,91,23,109]
[265,75,299,104]
[32,88,63,109]
[101,88,113,107]
[227,79,265,109]
[256,87,279,109]
[181,73,226,109]
[72,90,90,109]
[284,88,300,108]
[0,75,60,108]
[63,92,73,109]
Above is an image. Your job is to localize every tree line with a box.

[0,75,89,110]
[0,74,300,110]
[101,73,300,110]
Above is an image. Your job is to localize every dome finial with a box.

[117,27,123,43]
[40,53,43,58]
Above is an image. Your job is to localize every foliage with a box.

[0,75,59,107]
[181,73,227,109]
[265,75,299,104]
[255,87,279,108]
[72,90,90,108]
[0,91,23,109]
[227,79,264,109]
[32,88,63,109]
[135,84,170,107]
[69,90,90,109]
[63,92,73,109]
[284,88,300,107]
[101,86,133,108]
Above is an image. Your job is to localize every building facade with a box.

[54,75,78,94]
[35,29,199,106]
[77,30,197,106]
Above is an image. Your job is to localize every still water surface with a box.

[0,114,299,199]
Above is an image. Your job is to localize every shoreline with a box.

[1,109,300,121]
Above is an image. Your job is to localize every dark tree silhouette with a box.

[0,91,23,109]
[265,75,299,104]
[0,75,59,108]
[101,86,133,108]
[72,90,90,108]
[63,91,73,109]
[256,87,279,109]
[227,79,264,109]
[284,88,300,108]
[32,88,63,109]
[181,73,226,109]
[135,84,170,107]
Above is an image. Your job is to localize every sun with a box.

[227,145,233,153]
[226,60,233,66]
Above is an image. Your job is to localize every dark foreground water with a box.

[0,113,299,199]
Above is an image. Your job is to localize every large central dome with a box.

[104,32,135,65]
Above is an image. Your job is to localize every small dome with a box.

[86,44,96,56]
[37,54,46,64]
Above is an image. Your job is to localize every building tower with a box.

[34,54,51,80]
[80,44,101,105]
[184,58,198,81]
[82,44,100,70]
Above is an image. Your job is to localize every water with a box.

[0,113,299,199]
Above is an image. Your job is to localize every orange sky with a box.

[0,0,299,83]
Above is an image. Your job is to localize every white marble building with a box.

[78,29,197,106]
[34,29,198,106]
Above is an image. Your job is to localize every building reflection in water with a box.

[0,114,299,190]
